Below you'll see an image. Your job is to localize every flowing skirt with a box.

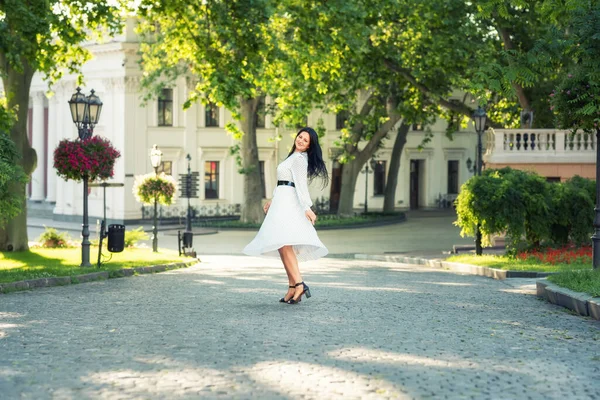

[243,186,328,262]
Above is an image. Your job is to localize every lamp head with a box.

[369,158,377,171]
[86,89,103,126]
[472,106,487,134]
[68,87,87,125]
[466,157,472,170]
[150,144,163,169]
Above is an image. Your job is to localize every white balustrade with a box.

[485,129,596,164]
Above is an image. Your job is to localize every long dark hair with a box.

[288,127,329,187]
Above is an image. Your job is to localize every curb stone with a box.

[0,259,199,295]
[353,254,554,280]
[75,272,109,283]
[536,280,600,320]
[589,298,600,320]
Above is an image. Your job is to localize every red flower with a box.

[517,245,592,265]
[54,137,121,182]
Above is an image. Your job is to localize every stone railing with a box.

[485,129,596,164]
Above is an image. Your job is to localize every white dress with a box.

[243,151,328,262]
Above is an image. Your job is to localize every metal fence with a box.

[141,203,242,225]
[142,196,334,224]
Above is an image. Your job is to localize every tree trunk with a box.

[337,93,402,217]
[383,122,409,213]
[239,97,264,224]
[0,58,37,251]
[336,161,361,217]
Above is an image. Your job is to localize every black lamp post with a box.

[150,144,163,252]
[185,153,193,234]
[361,158,377,214]
[68,87,103,267]
[472,106,487,256]
[593,128,600,269]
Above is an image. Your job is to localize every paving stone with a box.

[0,256,599,399]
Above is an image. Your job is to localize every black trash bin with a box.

[183,231,193,248]
[107,224,125,253]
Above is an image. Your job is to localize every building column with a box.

[30,92,45,202]
[53,83,74,216]
[46,94,57,203]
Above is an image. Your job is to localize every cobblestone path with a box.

[1,256,599,399]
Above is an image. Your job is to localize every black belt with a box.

[277,180,295,187]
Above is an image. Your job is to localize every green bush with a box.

[125,227,149,247]
[455,167,552,253]
[456,169,596,253]
[36,227,72,248]
[550,175,595,246]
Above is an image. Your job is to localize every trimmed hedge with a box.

[455,167,594,253]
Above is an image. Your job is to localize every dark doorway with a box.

[329,160,343,213]
[409,159,421,209]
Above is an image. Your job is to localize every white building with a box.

[10,21,479,224]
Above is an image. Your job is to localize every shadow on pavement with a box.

[1,255,598,398]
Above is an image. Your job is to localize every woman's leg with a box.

[278,246,296,301]
[279,246,303,299]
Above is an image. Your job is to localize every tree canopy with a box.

[549,1,600,134]
[0,0,125,251]
[137,0,288,223]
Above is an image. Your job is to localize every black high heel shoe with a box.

[287,282,311,304]
[279,286,295,303]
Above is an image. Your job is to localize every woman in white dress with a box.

[243,127,329,304]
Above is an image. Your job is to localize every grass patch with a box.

[200,212,405,229]
[445,254,592,273]
[0,248,196,284]
[548,269,600,297]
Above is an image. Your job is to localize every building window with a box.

[256,96,266,129]
[546,177,561,183]
[336,110,349,130]
[204,161,219,199]
[447,160,459,194]
[373,160,386,195]
[158,88,173,126]
[259,161,266,198]
[157,161,172,175]
[205,102,219,127]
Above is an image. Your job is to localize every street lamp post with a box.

[593,128,600,269]
[68,87,103,267]
[185,154,193,234]
[177,153,195,255]
[472,106,487,256]
[150,144,163,252]
[361,158,377,214]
